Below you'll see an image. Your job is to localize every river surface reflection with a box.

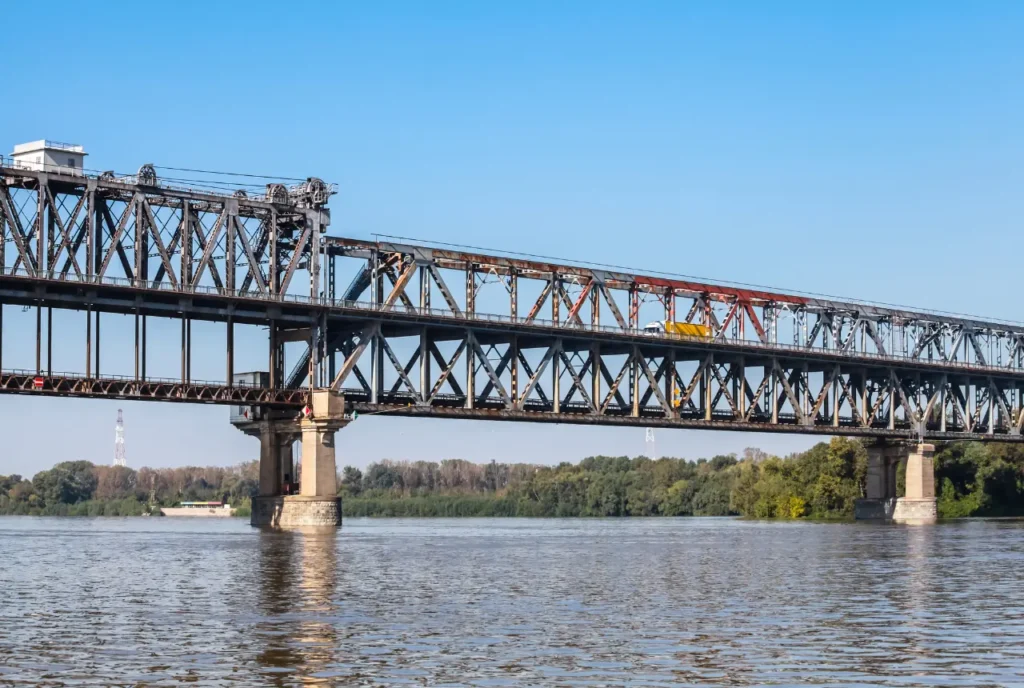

[1,517,1023,686]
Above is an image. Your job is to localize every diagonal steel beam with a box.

[991,381,1012,434]
[635,347,671,414]
[384,264,417,310]
[808,367,837,420]
[379,335,419,397]
[599,358,630,412]
[478,345,515,400]
[279,223,312,296]
[234,217,268,293]
[382,262,417,310]
[46,188,85,278]
[744,372,771,420]
[742,303,767,342]
[639,356,671,409]
[429,342,465,397]
[428,340,467,402]
[98,202,135,280]
[98,197,136,280]
[599,285,628,329]
[676,359,707,412]
[967,332,988,366]
[525,282,552,323]
[715,302,740,340]
[864,319,888,355]
[836,373,862,426]
[139,197,179,289]
[773,362,806,424]
[565,281,593,325]
[427,264,463,315]
[709,362,739,417]
[331,322,379,390]
[559,350,595,411]
[0,186,37,273]
[191,211,226,289]
[516,344,556,410]
[151,221,182,286]
[239,220,270,294]
[468,331,510,406]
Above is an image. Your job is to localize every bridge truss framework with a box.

[3,161,1024,442]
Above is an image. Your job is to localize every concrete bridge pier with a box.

[855,441,937,524]
[892,443,937,524]
[257,422,297,498]
[245,391,348,529]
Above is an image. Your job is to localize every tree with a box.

[341,466,363,495]
[0,474,23,493]
[363,461,403,492]
[32,461,98,506]
[661,479,694,516]
[691,472,735,516]
[730,461,761,516]
[93,465,138,501]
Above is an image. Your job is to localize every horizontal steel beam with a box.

[342,402,1024,443]
[2,274,1022,383]
[0,371,306,407]
[2,368,1021,442]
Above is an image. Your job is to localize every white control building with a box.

[10,140,87,175]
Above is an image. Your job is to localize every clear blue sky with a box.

[2,1,1023,477]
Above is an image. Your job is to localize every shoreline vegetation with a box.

[0,462,257,519]
[1,439,1022,520]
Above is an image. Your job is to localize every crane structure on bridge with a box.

[3,153,1024,443]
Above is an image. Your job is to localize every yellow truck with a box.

[642,320,711,338]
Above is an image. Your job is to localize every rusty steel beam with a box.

[0,371,306,406]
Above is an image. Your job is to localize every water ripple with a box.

[1,517,1023,686]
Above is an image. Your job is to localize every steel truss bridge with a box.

[2,160,1024,442]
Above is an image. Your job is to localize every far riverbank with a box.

[4,438,1023,520]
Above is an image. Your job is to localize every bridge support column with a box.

[892,443,937,524]
[251,391,347,529]
[855,440,901,520]
[855,441,936,523]
[256,422,298,497]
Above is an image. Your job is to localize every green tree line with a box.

[341,439,1024,519]
[2,439,1022,518]
[0,461,260,516]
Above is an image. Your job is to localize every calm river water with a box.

[1,517,1023,686]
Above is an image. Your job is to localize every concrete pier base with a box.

[251,495,342,528]
[892,443,937,524]
[236,390,349,530]
[856,441,937,524]
[855,441,903,521]
[891,498,938,524]
[853,497,896,520]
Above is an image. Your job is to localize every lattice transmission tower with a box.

[645,427,656,460]
[113,409,127,467]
